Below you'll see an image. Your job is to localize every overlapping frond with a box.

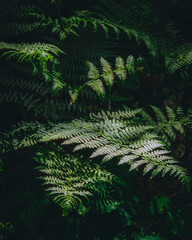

[1,106,190,184]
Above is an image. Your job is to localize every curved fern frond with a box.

[33,10,120,40]
[0,42,64,63]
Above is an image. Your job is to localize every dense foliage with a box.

[1,0,192,239]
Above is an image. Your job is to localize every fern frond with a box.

[1,106,190,184]
[87,55,135,84]
[84,55,137,99]
[35,144,121,215]
[0,42,64,63]
[34,10,121,40]
[0,42,66,92]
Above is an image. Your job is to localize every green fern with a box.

[33,10,120,40]
[47,55,136,103]
[1,49,132,104]
[34,144,122,215]
[0,42,64,62]
[0,42,65,91]
[83,55,135,99]
[1,106,190,184]
[1,0,192,238]
[87,55,134,85]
